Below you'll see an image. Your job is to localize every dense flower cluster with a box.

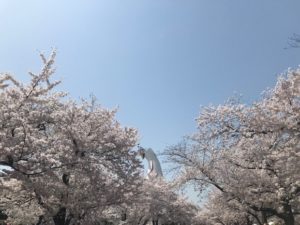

[0,52,200,225]
[165,70,300,225]
[123,179,199,225]
[0,52,142,225]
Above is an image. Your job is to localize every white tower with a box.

[138,147,163,179]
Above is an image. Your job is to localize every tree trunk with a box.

[152,219,159,225]
[261,211,268,225]
[282,209,295,225]
[246,216,253,225]
[121,212,126,221]
[283,215,295,225]
[278,204,295,225]
[0,210,7,220]
[53,207,67,225]
[36,215,45,225]
[142,219,149,225]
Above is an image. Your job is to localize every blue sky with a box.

[1,0,300,202]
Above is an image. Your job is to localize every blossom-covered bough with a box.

[0,51,142,225]
[164,70,300,225]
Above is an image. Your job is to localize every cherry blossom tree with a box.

[164,69,300,225]
[196,191,256,225]
[0,51,142,225]
[124,179,199,225]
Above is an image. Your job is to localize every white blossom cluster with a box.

[122,179,199,225]
[0,52,142,225]
[164,70,300,225]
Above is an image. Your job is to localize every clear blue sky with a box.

[1,0,300,202]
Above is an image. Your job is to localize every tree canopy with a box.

[164,69,300,225]
[0,52,142,225]
[1,52,299,225]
